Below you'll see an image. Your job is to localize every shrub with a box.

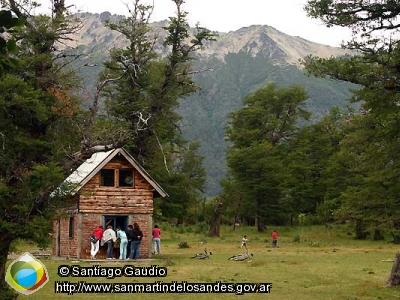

[178,241,190,248]
[195,221,209,234]
[293,234,301,243]
[178,226,186,234]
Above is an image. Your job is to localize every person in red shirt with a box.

[271,230,278,248]
[152,225,161,254]
[91,225,104,259]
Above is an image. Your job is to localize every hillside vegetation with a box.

[68,12,357,196]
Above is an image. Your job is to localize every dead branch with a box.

[153,129,170,174]
[82,71,127,152]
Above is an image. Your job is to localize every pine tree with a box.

[0,1,83,296]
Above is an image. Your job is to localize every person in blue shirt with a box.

[116,226,128,260]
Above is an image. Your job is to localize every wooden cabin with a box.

[52,148,167,259]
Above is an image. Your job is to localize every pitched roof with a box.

[59,148,168,198]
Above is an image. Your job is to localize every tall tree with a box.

[336,112,400,241]
[87,0,214,221]
[282,107,349,221]
[227,83,310,148]
[304,0,400,239]
[227,141,287,230]
[85,0,216,159]
[304,0,400,285]
[0,9,25,74]
[0,1,82,297]
[226,83,310,230]
[304,0,400,117]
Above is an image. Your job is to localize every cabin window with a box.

[119,169,134,187]
[100,169,115,186]
[100,169,134,187]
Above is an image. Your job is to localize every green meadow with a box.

[8,224,400,299]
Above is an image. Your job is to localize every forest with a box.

[2,0,400,297]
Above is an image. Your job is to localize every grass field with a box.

[6,224,400,299]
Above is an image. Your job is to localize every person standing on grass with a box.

[90,225,103,260]
[129,222,143,260]
[101,225,117,259]
[241,235,248,248]
[116,226,128,260]
[126,224,134,258]
[152,224,161,254]
[271,229,278,248]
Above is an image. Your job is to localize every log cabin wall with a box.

[78,155,154,258]
[80,213,104,259]
[52,153,158,259]
[127,213,152,258]
[53,212,154,259]
[79,213,152,259]
[79,156,154,215]
[52,215,79,258]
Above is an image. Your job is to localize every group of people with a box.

[92,224,277,259]
[240,229,279,249]
[90,223,162,260]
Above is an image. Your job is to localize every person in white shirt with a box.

[101,225,117,259]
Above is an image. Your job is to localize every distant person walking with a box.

[116,226,128,260]
[101,225,117,259]
[241,235,248,248]
[271,229,278,248]
[128,223,143,260]
[152,225,161,254]
[90,225,103,260]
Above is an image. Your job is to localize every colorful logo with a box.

[5,252,49,295]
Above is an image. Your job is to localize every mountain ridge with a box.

[67,12,347,66]
[67,12,355,197]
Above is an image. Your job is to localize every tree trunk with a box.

[0,235,13,284]
[355,219,369,239]
[385,252,400,287]
[392,235,400,244]
[233,198,241,231]
[208,199,223,237]
[392,221,400,244]
[373,229,384,241]
[255,192,266,232]
[0,235,17,299]
[257,218,266,232]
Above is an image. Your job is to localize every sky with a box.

[34,0,353,47]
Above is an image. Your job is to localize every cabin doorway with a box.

[104,215,128,231]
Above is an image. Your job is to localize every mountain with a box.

[67,12,356,197]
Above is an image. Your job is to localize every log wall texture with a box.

[53,155,156,258]
[79,157,154,214]
[52,215,79,258]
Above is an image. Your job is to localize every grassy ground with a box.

[6,224,400,299]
